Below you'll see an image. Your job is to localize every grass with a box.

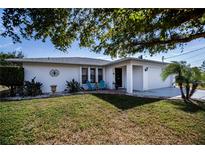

[0,94,205,144]
[198,85,205,90]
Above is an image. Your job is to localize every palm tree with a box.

[189,67,204,97]
[161,61,204,101]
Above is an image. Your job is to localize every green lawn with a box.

[198,85,205,90]
[0,94,205,144]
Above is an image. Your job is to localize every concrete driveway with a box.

[133,87,205,100]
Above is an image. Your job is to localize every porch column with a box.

[103,68,105,81]
[126,62,133,93]
[88,66,91,82]
[79,66,82,84]
[96,67,98,83]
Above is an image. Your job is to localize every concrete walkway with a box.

[133,87,205,100]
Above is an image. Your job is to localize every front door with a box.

[115,68,122,87]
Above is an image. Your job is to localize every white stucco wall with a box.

[146,66,172,90]
[133,66,143,91]
[23,63,80,93]
[106,60,173,91]
[105,66,114,89]
[122,66,126,88]
[23,60,173,93]
[130,61,173,91]
[105,60,130,90]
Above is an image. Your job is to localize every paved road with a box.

[133,87,205,100]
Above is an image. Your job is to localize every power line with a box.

[180,52,205,60]
[164,46,205,59]
[188,57,205,63]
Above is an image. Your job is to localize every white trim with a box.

[103,68,105,81]
[88,66,91,81]
[96,67,98,83]
[126,62,133,93]
[121,66,126,88]
[79,66,82,85]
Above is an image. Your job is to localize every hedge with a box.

[0,66,24,87]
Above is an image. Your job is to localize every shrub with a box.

[24,77,43,96]
[0,66,24,96]
[66,79,80,93]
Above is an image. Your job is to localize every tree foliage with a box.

[200,60,205,71]
[0,51,24,66]
[1,9,205,57]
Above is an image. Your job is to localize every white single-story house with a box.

[7,57,174,93]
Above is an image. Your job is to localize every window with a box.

[82,68,88,84]
[90,68,96,83]
[98,68,103,82]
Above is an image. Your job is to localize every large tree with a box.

[1,9,205,57]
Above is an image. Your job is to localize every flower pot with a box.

[50,85,57,94]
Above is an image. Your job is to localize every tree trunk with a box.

[185,84,190,100]
[189,83,198,98]
[10,85,15,97]
[179,83,185,99]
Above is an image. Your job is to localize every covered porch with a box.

[108,59,173,94]
[112,62,146,93]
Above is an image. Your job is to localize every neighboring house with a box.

[7,57,174,93]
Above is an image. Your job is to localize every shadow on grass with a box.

[91,93,160,110]
[170,99,205,113]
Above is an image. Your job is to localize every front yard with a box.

[0,94,205,144]
[198,85,205,90]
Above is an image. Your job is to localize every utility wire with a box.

[164,46,205,59]
[180,52,205,60]
[188,57,205,63]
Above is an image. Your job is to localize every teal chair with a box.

[98,80,106,90]
[86,81,96,91]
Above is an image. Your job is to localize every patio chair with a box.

[98,80,107,90]
[86,81,96,91]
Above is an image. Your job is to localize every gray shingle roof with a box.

[6,57,168,66]
[6,57,111,66]
[106,57,169,65]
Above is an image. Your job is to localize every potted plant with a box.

[50,85,57,94]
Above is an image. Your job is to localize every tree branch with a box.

[133,32,205,46]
